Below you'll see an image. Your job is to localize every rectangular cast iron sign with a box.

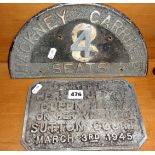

[22,80,147,150]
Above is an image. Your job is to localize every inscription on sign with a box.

[22,80,147,150]
[9,4,147,78]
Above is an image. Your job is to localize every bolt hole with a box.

[107,36,113,41]
[58,34,63,40]
[120,68,123,72]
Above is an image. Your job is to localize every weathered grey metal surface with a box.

[9,4,147,78]
[22,80,147,150]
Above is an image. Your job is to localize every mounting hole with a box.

[58,34,63,40]
[119,68,123,72]
[107,36,113,41]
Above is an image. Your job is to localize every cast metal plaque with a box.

[10,4,147,78]
[22,80,147,150]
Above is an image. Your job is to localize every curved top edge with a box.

[9,3,148,77]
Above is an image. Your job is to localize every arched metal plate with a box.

[9,4,148,78]
[22,80,147,150]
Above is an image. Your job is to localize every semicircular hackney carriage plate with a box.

[9,4,148,78]
[22,80,147,150]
